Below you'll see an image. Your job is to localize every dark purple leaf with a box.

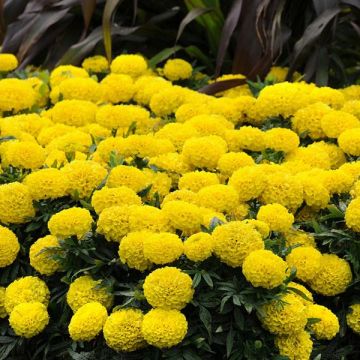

[215,0,243,76]
[80,0,97,40]
[198,78,246,95]
[176,7,212,44]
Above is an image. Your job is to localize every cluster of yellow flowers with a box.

[0,52,359,358]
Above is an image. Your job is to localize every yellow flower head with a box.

[9,302,49,338]
[141,308,188,349]
[68,302,108,341]
[212,221,264,267]
[66,275,113,312]
[143,267,194,310]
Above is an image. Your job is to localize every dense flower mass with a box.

[0,53,359,359]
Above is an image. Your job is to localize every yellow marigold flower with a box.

[143,168,172,200]
[50,65,89,87]
[243,249,288,289]
[224,127,265,152]
[162,189,199,207]
[129,205,171,233]
[119,231,152,271]
[265,66,289,82]
[111,54,147,77]
[283,229,316,248]
[229,166,266,202]
[67,275,113,312]
[101,73,135,103]
[80,123,111,139]
[163,59,192,81]
[143,267,193,310]
[242,219,269,238]
[286,247,322,282]
[338,128,360,156]
[321,110,360,138]
[155,122,199,151]
[162,200,203,235]
[27,76,49,107]
[68,302,108,341]
[58,77,102,103]
[259,294,308,335]
[37,123,74,146]
[292,102,330,139]
[2,141,45,169]
[311,141,346,169]
[9,302,49,338]
[142,308,187,348]
[197,184,239,213]
[134,76,172,105]
[275,331,313,360]
[208,98,241,124]
[257,203,294,233]
[50,100,97,126]
[0,225,19,268]
[94,136,127,163]
[342,100,360,119]
[48,207,93,239]
[212,221,264,267]
[0,287,6,318]
[104,308,146,352]
[322,169,354,194]
[4,276,50,314]
[96,205,131,242]
[150,86,186,117]
[255,82,312,119]
[61,160,107,198]
[217,152,255,178]
[340,161,360,182]
[107,165,149,193]
[0,182,35,224]
[23,168,69,200]
[0,53,18,72]
[184,232,213,262]
[124,134,174,158]
[91,186,141,214]
[261,172,303,212]
[44,149,86,168]
[46,130,92,154]
[264,128,299,153]
[351,180,360,198]
[307,304,339,340]
[1,113,51,138]
[310,86,345,109]
[178,171,219,192]
[175,102,210,122]
[0,78,36,112]
[308,254,352,296]
[347,304,360,335]
[185,114,233,137]
[341,85,360,100]
[287,282,313,306]
[345,197,360,232]
[143,232,183,265]
[29,235,61,276]
[285,145,331,170]
[82,55,109,73]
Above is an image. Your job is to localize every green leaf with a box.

[102,0,124,62]
[202,272,213,288]
[199,306,212,336]
[226,326,234,358]
[148,46,182,68]
[192,272,202,288]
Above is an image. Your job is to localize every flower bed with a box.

[0,53,359,359]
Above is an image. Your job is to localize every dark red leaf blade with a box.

[215,0,243,76]
[80,0,96,40]
[198,78,246,95]
[176,7,213,44]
